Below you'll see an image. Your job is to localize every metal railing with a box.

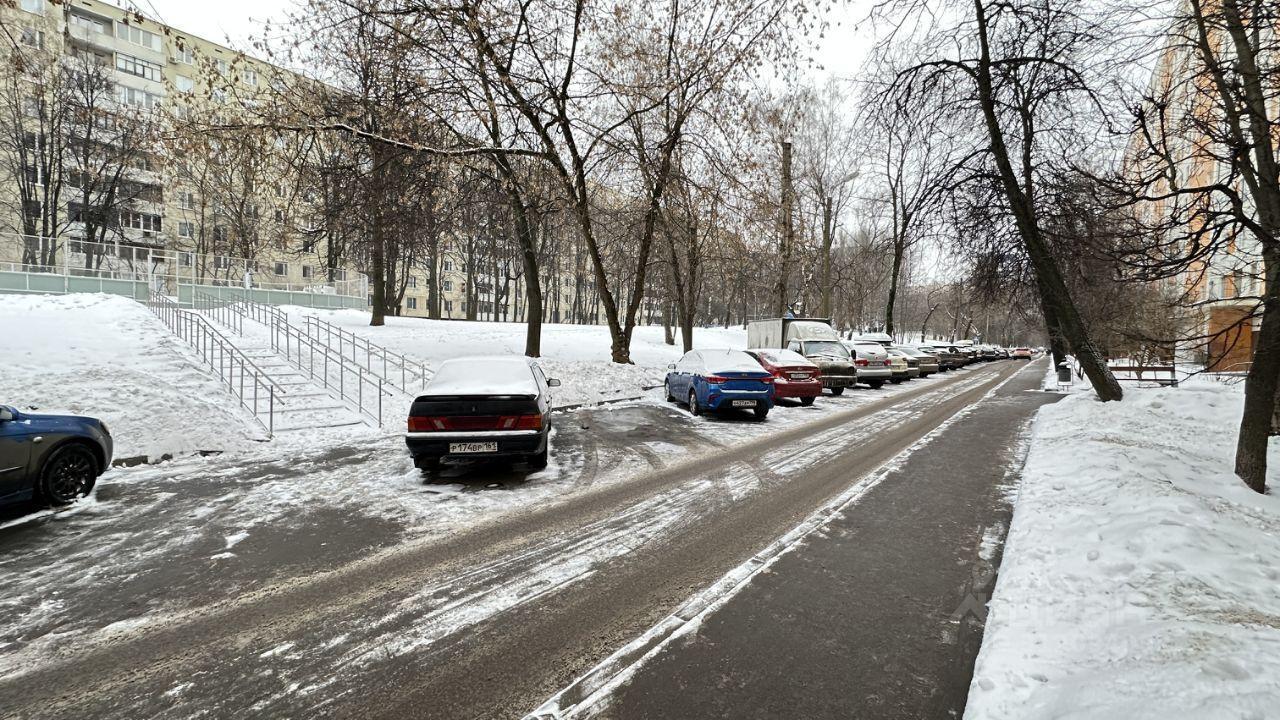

[194,290,244,335]
[269,315,387,427]
[302,316,432,394]
[233,294,288,328]
[145,291,284,435]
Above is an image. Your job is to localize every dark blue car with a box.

[664,349,775,419]
[0,406,113,507]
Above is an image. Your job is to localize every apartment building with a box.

[1,0,607,322]
[1132,25,1264,373]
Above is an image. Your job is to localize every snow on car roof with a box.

[421,356,539,396]
[749,348,816,367]
[700,349,769,372]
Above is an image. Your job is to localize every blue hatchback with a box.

[664,349,775,419]
[0,405,113,507]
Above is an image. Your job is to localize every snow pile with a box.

[0,293,260,458]
[285,308,748,408]
[967,379,1280,720]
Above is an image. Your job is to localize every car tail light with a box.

[705,375,729,384]
[883,360,891,367]
[510,414,543,430]
[855,359,869,367]
[759,376,773,384]
[408,414,542,432]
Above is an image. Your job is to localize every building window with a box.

[443,260,453,271]
[216,58,229,75]
[173,42,194,64]
[302,265,313,279]
[179,252,193,267]
[177,221,194,238]
[117,86,161,109]
[242,68,257,86]
[70,13,108,34]
[119,210,162,232]
[273,209,284,223]
[19,0,44,15]
[177,190,195,210]
[274,261,287,276]
[20,27,44,49]
[211,88,227,103]
[116,24,162,52]
[407,276,417,288]
[407,297,418,310]
[444,300,453,313]
[443,280,452,291]
[214,255,234,270]
[331,268,347,281]
[175,75,194,93]
[117,53,163,81]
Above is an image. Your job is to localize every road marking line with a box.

[526,362,1031,719]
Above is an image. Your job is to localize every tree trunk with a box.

[775,141,794,315]
[885,234,905,336]
[1235,253,1280,493]
[819,196,835,317]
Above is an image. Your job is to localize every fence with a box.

[145,291,283,435]
[3,233,367,309]
[303,316,431,394]
[194,291,244,335]
[269,314,388,427]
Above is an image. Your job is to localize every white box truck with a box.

[746,318,858,395]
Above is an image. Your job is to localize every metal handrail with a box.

[145,291,282,436]
[229,293,288,329]
[269,315,387,427]
[194,290,244,335]
[302,315,432,394]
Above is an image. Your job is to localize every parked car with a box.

[746,349,822,406]
[856,332,895,347]
[747,317,858,395]
[0,405,113,507]
[1012,347,1034,359]
[666,349,774,419]
[844,340,892,389]
[405,356,559,471]
[886,347,918,381]
[895,346,938,377]
[920,344,965,370]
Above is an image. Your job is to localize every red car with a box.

[746,349,822,406]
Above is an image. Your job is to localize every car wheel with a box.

[868,379,885,389]
[891,378,903,384]
[753,406,769,420]
[800,396,815,407]
[688,390,702,416]
[528,445,549,470]
[830,386,845,396]
[664,379,675,402]
[38,443,98,506]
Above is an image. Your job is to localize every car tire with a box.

[664,379,675,402]
[688,389,702,416]
[37,443,98,506]
[891,378,903,384]
[868,379,885,389]
[753,406,769,420]
[800,396,815,407]
[830,386,845,396]
[528,446,549,470]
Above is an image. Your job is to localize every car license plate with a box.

[449,442,497,454]
[732,400,756,407]
[789,373,809,380]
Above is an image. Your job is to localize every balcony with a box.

[66,22,115,53]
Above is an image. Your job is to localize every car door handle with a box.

[32,436,43,444]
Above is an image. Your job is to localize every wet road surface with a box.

[0,360,1039,719]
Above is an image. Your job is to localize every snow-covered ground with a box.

[284,307,747,408]
[0,294,261,458]
[967,378,1280,720]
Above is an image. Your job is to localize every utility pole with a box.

[775,141,794,316]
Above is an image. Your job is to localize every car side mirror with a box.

[547,378,561,387]
[0,407,14,422]
[667,363,676,370]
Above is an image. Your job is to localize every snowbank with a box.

[285,308,748,408]
[0,294,260,458]
[967,379,1280,720]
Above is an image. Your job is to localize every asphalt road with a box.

[0,359,1038,720]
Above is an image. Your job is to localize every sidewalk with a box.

[600,363,1058,719]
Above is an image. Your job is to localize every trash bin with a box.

[1057,363,1073,385]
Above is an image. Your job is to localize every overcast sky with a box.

[132,0,878,84]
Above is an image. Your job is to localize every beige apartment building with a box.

[1,0,604,322]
